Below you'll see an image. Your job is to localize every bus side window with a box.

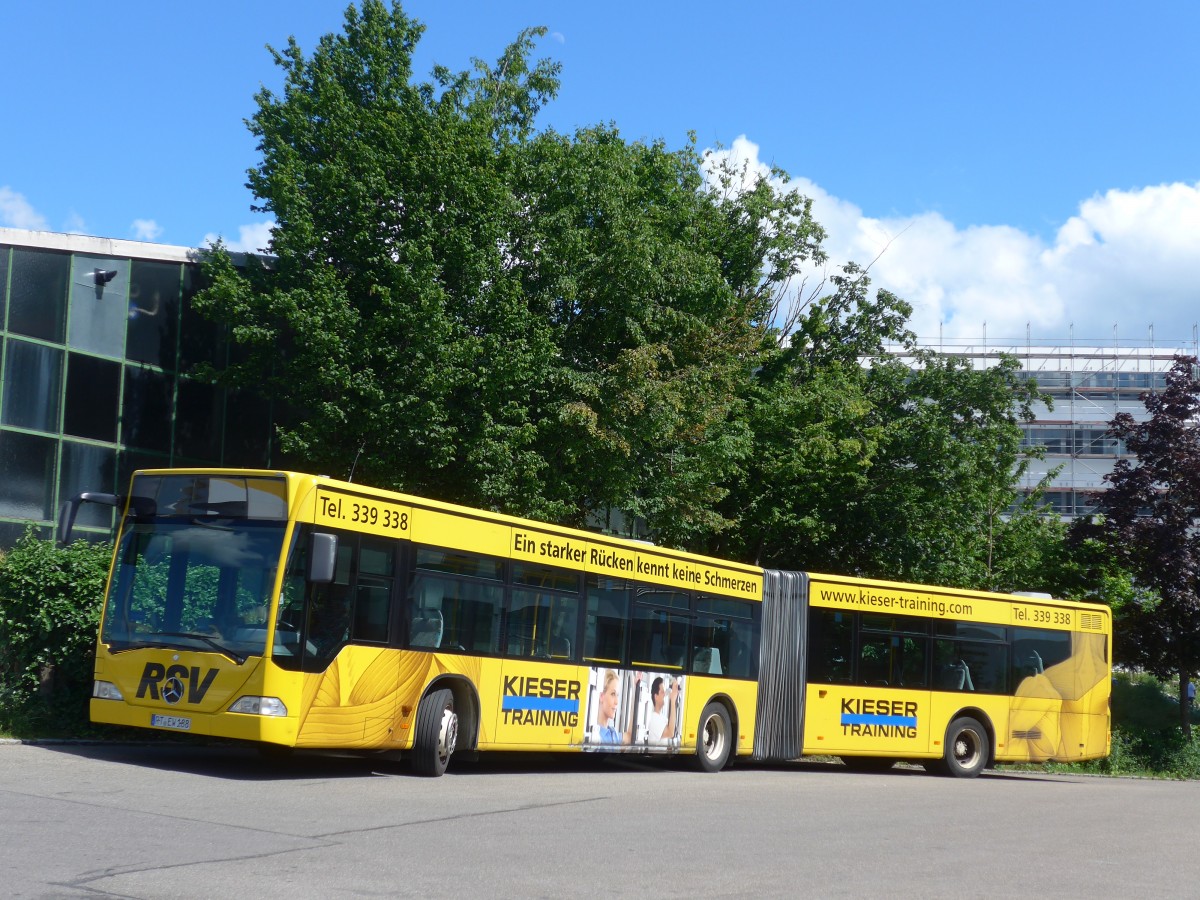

[896,637,928,687]
[441,580,503,654]
[505,591,582,660]
[1011,628,1074,697]
[724,620,757,680]
[350,537,394,645]
[630,590,690,669]
[409,546,504,654]
[692,595,757,679]
[584,576,629,664]
[508,563,581,661]
[548,597,581,661]
[507,589,550,657]
[273,534,310,668]
[933,639,1006,693]
[807,608,852,684]
[858,634,893,686]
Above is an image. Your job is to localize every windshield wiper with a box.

[123,632,247,665]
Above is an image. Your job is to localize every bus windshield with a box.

[100,474,290,663]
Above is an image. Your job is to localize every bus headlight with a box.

[228,696,287,717]
[93,680,124,701]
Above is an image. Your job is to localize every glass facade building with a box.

[0,228,279,547]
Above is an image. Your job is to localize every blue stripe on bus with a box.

[840,714,917,728]
[502,697,580,713]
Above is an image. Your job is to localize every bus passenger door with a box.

[494,588,586,750]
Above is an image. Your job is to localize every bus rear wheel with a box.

[695,702,732,773]
[413,688,457,777]
[938,716,988,778]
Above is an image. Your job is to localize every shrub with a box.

[0,527,112,736]
[1062,671,1200,778]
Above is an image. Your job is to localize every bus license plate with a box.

[151,714,191,731]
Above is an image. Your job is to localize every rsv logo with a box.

[136,663,218,704]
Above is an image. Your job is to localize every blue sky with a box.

[3,0,1199,344]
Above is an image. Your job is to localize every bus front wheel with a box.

[695,702,732,773]
[939,716,988,778]
[413,688,457,777]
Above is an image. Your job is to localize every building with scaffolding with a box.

[919,332,1200,518]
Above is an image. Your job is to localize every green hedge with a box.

[0,527,112,737]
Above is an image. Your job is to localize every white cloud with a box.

[131,218,163,241]
[62,211,88,235]
[203,220,275,254]
[0,187,48,230]
[709,136,1200,345]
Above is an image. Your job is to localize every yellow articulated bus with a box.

[60,469,1110,778]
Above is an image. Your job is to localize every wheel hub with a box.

[438,708,458,760]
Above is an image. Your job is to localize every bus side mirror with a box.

[307,532,338,584]
[56,492,121,546]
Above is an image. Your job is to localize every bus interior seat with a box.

[410,609,443,648]
[410,578,445,648]
[941,661,974,691]
[692,647,722,674]
[550,635,571,659]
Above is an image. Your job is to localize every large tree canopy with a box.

[198,3,561,513]
[197,0,1052,588]
[506,128,826,545]
[196,0,826,546]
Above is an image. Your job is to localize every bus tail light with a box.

[93,681,124,701]
[228,696,288,717]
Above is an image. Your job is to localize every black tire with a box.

[840,756,895,772]
[412,688,457,777]
[695,702,733,773]
[940,715,989,778]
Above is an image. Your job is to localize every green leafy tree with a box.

[984,492,1077,595]
[714,264,910,565]
[508,129,825,544]
[197,1,828,548]
[198,1,562,515]
[721,263,1047,588]
[1083,355,1200,733]
[847,351,1044,587]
